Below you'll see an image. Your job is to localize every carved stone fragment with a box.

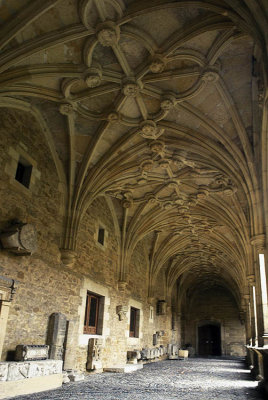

[0,363,8,381]
[15,345,49,361]
[7,362,30,381]
[87,338,103,371]
[47,313,67,360]
[149,56,165,74]
[59,103,74,116]
[0,223,37,255]
[123,82,140,97]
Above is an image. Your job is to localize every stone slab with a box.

[104,364,143,373]
[178,350,189,358]
[0,373,62,399]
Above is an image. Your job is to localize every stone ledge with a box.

[0,373,62,399]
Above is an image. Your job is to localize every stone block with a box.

[104,364,143,373]
[15,345,49,361]
[127,351,140,364]
[141,348,150,360]
[178,350,189,358]
[0,363,8,381]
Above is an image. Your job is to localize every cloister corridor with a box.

[12,358,264,400]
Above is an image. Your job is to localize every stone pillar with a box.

[247,275,257,346]
[251,235,268,346]
[63,318,79,370]
[47,313,67,360]
[243,294,251,345]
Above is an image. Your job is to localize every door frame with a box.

[196,320,223,356]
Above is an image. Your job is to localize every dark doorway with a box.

[198,324,221,356]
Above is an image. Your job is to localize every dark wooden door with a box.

[198,324,221,355]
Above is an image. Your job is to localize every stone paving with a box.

[13,357,263,400]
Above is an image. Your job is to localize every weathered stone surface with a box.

[47,313,67,360]
[0,363,8,381]
[7,362,30,381]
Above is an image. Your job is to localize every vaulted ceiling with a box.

[0,0,267,309]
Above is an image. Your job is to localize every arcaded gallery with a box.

[0,0,267,399]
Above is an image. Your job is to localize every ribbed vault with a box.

[0,0,267,315]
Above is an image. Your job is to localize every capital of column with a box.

[247,274,255,286]
[250,234,266,252]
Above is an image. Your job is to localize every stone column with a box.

[247,275,257,346]
[243,294,251,345]
[251,235,268,346]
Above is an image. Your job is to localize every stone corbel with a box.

[116,305,128,321]
[60,249,76,268]
[250,234,266,252]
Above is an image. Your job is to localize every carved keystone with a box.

[150,140,165,153]
[96,21,120,47]
[149,55,166,74]
[123,82,140,97]
[59,103,74,116]
[160,94,176,110]
[202,67,219,83]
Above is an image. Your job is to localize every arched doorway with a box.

[198,323,221,356]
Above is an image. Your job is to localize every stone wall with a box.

[0,107,83,361]
[184,287,246,357]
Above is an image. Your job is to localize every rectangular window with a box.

[129,307,139,338]
[15,157,32,188]
[84,292,100,334]
[97,228,105,245]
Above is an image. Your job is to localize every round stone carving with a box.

[139,120,161,139]
[140,160,154,172]
[149,56,165,74]
[59,103,74,115]
[18,224,37,254]
[122,199,132,208]
[85,73,102,88]
[159,159,170,169]
[107,112,120,122]
[97,28,119,47]
[123,83,139,97]
[202,68,219,83]
[150,140,165,153]
[0,223,37,255]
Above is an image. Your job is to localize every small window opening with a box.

[98,228,105,245]
[15,157,32,188]
[129,307,139,338]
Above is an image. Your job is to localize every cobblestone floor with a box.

[13,357,263,400]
